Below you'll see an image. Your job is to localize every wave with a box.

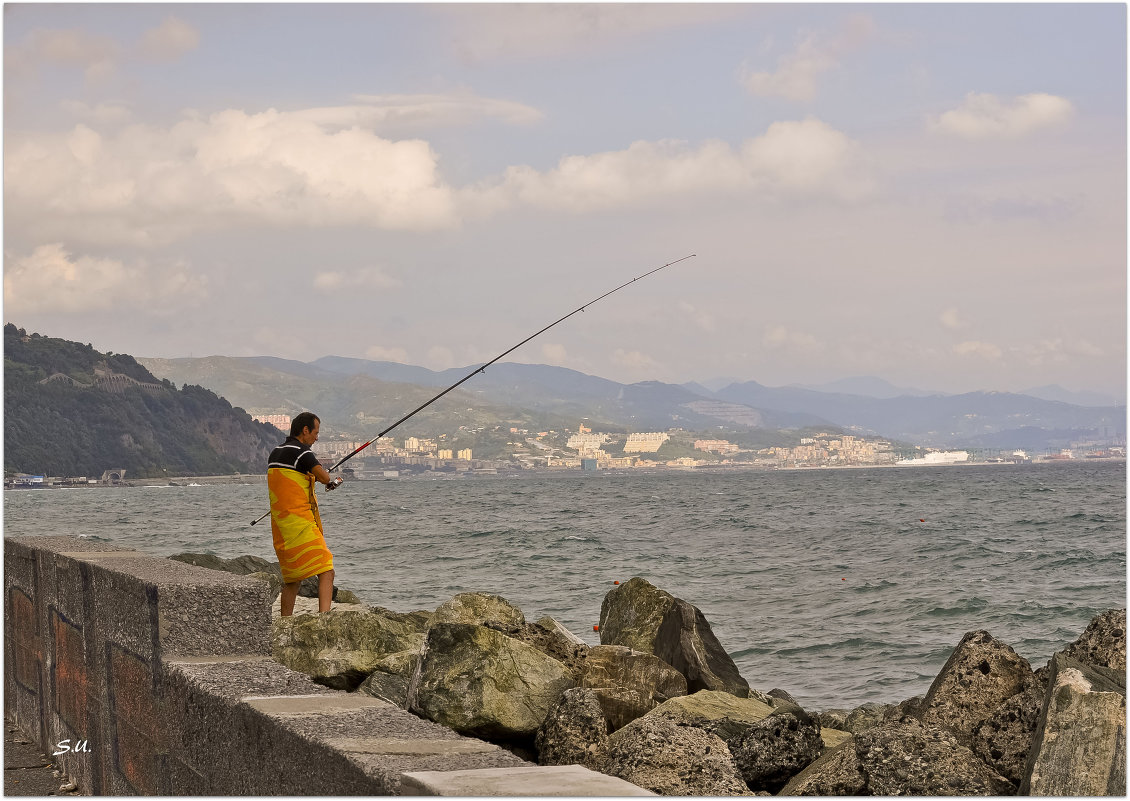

[925,597,989,617]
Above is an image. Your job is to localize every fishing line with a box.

[250,253,696,525]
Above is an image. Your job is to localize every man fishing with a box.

[268,411,343,615]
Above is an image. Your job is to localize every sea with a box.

[4,460,1125,712]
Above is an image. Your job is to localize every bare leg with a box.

[318,569,335,613]
[280,581,301,616]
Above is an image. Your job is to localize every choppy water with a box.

[4,461,1125,711]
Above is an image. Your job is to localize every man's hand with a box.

[325,477,344,491]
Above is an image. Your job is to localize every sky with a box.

[3,3,1126,400]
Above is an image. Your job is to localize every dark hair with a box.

[290,412,320,437]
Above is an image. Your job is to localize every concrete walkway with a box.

[4,720,79,797]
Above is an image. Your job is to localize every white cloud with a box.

[939,307,969,330]
[313,267,401,293]
[336,93,544,131]
[953,340,1003,360]
[426,346,455,370]
[763,325,824,353]
[1017,338,1103,366]
[5,109,461,246]
[742,15,876,102]
[3,243,206,314]
[932,92,1073,139]
[611,348,660,371]
[479,117,872,214]
[139,17,200,61]
[7,110,871,246]
[365,344,410,363]
[541,343,570,365]
[59,100,133,125]
[443,4,740,64]
[678,301,717,333]
[6,27,119,82]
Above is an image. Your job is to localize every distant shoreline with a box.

[5,456,1123,490]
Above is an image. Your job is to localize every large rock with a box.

[356,650,422,708]
[580,645,687,730]
[599,577,749,697]
[780,717,1013,796]
[484,619,589,682]
[410,622,575,739]
[920,629,1036,739]
[272,607,428,690]
[432,592,526,627]
[169,552,274,574]
[643,689,774,743]
[779,739,865,796]
[730,709,823,794]
[601,715,751,796]
[1063,608,1127,672]
[1021,652,1126,796]
[968,681,1044,786]
[535,688,609,770]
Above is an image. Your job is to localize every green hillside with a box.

[4,324,280,478]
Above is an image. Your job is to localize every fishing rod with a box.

[250,253,696,526]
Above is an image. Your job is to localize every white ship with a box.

[896,450,970,466]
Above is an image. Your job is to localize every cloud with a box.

[59,100,133,125]
[7,111,871,246]
[742,14,876,101]
[5,109,461,246]
[939,308,969,330]
[337,93,544,131]
[480,117,872,213]
[953,340,1003,360]
[3,243,206,314]
[426,346,455,370]
[139,17,200,61]
[1017,338,1103,366]
[365,344,410,363]
[678,301,717,333]
[932,92,1073,139]
[6,27,119,82]
[611,348,660,371]
[313,267,401,293]
[763,325,824,353]
[443,4,740,64]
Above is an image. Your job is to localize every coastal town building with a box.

[694,439,739,454]
[623,432,670,453]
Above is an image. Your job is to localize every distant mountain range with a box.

[137,355,1126,452]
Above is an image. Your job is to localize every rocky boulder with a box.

[272,607,428,690]
[919,629,1036,739]
[170,552,273,574]
[356,650,421,708]
[1062,608,1127,672]
[410,622,574,740]
[580,645,687,730]
[1021,652,1126,796]
[432,592,525,627]
[730,709,824,794]
[779,739,865,796]
[483,619,589,682]
[643,689,774,744]
[780,717,1013,796]
[535,687,610,770]
[599,577,749,697]
[601,714,751,796]
[968,681,1044,786]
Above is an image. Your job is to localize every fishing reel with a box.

[325,477,344,491]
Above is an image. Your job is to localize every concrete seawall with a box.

[4,535,647,795]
